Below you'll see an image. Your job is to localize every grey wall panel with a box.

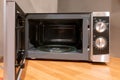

[0,0,4,56]
[110,0,120,57]
[15,0,35,13]
[15,0,58,13]
[30,0,58,13]
[58,0,111,12]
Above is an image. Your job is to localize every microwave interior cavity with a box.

[25,13,91,60]
[28,19,83,53]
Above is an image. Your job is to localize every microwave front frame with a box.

[25,13,91,60]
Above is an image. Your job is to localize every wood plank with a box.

[21,57,120,80]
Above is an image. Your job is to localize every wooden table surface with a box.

[0,67,3,79]
[0,57,3,79]
[0,57,120,80]
[21,57,120,80]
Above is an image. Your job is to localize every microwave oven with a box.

[5,1,110,80]
[26,12,110,62]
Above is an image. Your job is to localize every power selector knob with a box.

[95,37,107,49]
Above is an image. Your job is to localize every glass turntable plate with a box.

[37,45,76,53]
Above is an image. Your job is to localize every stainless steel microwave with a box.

[26,12,110,62]
[5,1,110,80]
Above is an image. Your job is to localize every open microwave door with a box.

[6,1,26,80]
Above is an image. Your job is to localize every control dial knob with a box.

[95,37,107,49]
[95,22,107,33]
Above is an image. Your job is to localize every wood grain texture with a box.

[0,57,120,80]
[0,67,3,78]
[0,57,3,78]
[21,57,120,80]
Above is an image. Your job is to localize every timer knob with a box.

[95,22,107,33]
